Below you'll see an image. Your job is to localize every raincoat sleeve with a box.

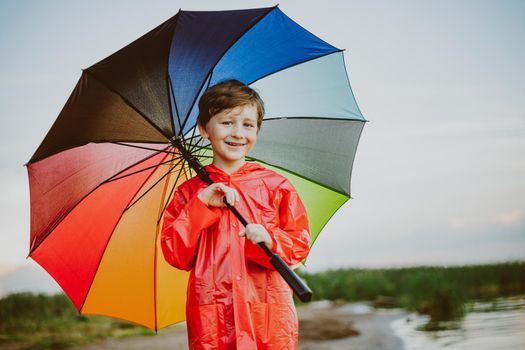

[244,179,310,270]
[161,185,221,271]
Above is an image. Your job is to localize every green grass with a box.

[0,293,153,349]
[299,261,525,323]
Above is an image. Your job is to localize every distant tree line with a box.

[299,261,525,322]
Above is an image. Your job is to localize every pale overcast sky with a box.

[1,0,524,293]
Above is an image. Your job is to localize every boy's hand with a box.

[239,224,273,249]
[198,183,239,207]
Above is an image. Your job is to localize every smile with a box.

[225,141,246,146]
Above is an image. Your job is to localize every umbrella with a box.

[27,6,366,330]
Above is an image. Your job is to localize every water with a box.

[391,296,525,350]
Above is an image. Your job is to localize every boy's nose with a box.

[231,124,243,137]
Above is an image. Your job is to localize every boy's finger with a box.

[226,191,234,205]
[239,229,246,237]
[216,183,226,193]
[234,189,240,202]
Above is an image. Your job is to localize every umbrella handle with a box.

[225,201,313,303]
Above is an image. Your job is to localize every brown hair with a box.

[197,80,265,129]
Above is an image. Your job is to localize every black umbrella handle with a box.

[170,137,312,302]
[224,201,313,303]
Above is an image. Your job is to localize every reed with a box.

[300,261,525,322]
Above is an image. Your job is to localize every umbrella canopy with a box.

[27,6,365,330]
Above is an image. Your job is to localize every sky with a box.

[0,0,524,294]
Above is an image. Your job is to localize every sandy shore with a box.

[299,302,406,350]
[72,322,188,350]
[72,302,406,350]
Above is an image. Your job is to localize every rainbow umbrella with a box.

[27,6,365,330]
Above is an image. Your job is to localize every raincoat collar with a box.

[204,162,265,178]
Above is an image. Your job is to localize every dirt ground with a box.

[298,302,406,350]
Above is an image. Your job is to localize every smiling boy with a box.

[161,80,310,349]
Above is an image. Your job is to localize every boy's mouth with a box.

[225,141,246,147]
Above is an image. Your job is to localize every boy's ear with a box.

[198,123,208,139]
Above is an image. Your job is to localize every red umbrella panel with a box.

[29,143,191,329]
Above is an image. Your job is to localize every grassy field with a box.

[0,293,153,349]
[299,261,525,323]
[1,262,524,349]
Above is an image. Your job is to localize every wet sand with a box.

[298,301,406,350]
[72,302,406,350]
[72,323,188,350]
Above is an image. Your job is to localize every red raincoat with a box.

[161,162,310,349]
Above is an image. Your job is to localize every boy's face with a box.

[198,104,259,169]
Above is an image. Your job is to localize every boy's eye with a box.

[244,123,255,128]
[221,121,233,125]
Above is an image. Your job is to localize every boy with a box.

[161,80,310,350]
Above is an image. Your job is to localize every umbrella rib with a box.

[179,72,213,134]
[185,124,204,154]
[84,71,172,140]
[101,145,172,184]
[180,140,213,160]
[186,137,203,153]
[112,142,178,155]
[187,137,210,153]
[248,50,343,86]
[187,162,193,179]
[179,6,277,132]
[192,140,212,160]
[341,52,367,122]
[152,151,181,332]
[245,156,349,196]
[193,154,213,160]
[188,125,200,147]
[156,157,189,225]
[164,13,182,144]
[124,157,186,213]
[106,156,182,183]
[78,150,173,314]
[263,116,368,123]
[184,133,200,179]
[168,76,183,132]
[27,140,170,166]
[194,150,212,159]
[345,118,366,198]
[150,157,209,332]
[184,136,213,165]
[183,134,203,142]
